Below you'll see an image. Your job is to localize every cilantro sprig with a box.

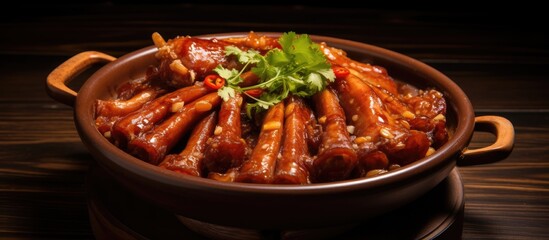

[214,32,335,117]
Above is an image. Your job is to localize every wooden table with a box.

[1,4,547,239]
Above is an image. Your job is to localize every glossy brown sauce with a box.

[94,32,449,184]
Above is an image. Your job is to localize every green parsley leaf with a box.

[278,32,297,53]
[265,49,290,66]
[306,72,324,92]
[217,86,236,101]
[214,65,237,80]
[225,46,261,64]
[316,68,336,82]
[216,32,335,118]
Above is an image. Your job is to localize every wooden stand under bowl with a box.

[87,162,464,240]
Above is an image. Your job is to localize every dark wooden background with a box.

[1,3,548,239]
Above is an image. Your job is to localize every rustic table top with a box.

[1,4,547,239]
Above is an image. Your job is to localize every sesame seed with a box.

[433,114,446,121]
[263,121,281,131]
[400,120,410,129]
[354,136,372,144]
[195,101,213,112]
[171,101,185,112]
[388,164,401,170]
[380,128,394,139]
[318,116,326,124]
[366,169,388,177]
[285,103,295,117]
[347,125,355,134]
[426,147,436,157]
[402,111,416,119]
[214,126,223,136]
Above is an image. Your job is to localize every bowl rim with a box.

[75,32,475,195]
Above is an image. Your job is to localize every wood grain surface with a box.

[1,3,547,239]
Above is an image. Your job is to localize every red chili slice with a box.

[204,74,225,90]
[332,66,350,79]
[244,88,264,98]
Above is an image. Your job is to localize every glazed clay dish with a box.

[47,32,514,230]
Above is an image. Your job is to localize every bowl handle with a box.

[46,51,116,107]
[458,115,515,166]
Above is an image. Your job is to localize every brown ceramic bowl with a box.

[47,33,514,230]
